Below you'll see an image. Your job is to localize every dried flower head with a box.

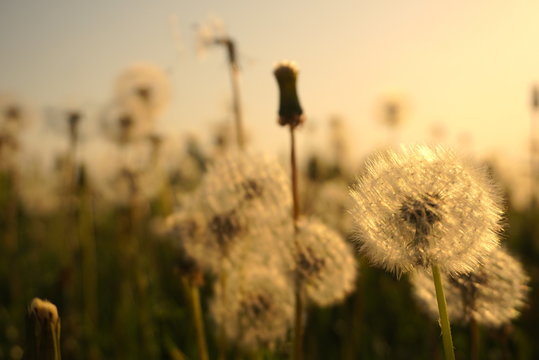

[291,218,357,306]
[350,145,503,275]
[211,266,294,350]
[411,247,530,327]
[115,62,171,118]
[274,61,304,128]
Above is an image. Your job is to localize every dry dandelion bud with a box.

[26,298,61,360]
[293,218,357,306]
[210,267,294,350]
[411,247,530,327]
[350,144,503,275]
[273,61,304,128]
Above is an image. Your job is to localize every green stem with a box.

[431,264,456,360]
[189,283,209,360]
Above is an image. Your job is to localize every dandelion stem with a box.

[470,317,480,360]
[431,264,456,360]
[228,50,245,150]
[290,124,304,360]
[188,282,209,360]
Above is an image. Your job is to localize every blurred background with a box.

[1,1,539,359]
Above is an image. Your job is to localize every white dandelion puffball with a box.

[211,266,294,350]
[293,218,357,306]
[115,62,171,118]
[350,144,503,275]
[201,151,291,226]
[411,247,530,327]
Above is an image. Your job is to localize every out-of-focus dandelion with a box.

[350,144,504,360]
[274,61,304,129]
[412,246,529,359]
[0,93,34,136]
[115,62,171,119]
[350,144,503,276]
[200,151,291,225]
[166,152,291,272]
[411,246,530,327]
[292,218,357,306]
[100,98,151,146]
[26,298,61,360]
[195,16,245,149]
[211,266,294,350]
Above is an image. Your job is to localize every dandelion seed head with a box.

[411,247,530,327]
[292,218,357,306]
[350,144,503,275]
[201,151,291,227]
[115,63,171,117]
[101,99,151,144]
[211,266,293,350]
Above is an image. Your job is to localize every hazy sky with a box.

[2,1,539,178]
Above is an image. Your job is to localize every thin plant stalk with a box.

[290,125,304,360]
[470,317,480,360]
[182,278,209,360]
[229,59,245,150]
[431,264,456,360]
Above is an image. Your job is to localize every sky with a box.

[2,1,539,199]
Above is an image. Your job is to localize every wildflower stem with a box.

[431,264,456,360]
[188,283,209,360]
[470,317,479,360]
[228,56,245,150]
[290,124,304,360]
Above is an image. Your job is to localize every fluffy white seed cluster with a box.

[210,266,294,349]
[115,62,171,118]
[350,145,503,275]
[292,218,357,306]
[166,152,291,272]
[411,247,529,327]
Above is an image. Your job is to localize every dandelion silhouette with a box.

[411,246,530,327]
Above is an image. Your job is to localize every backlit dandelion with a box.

[411,246,530,327]
[100,98,151,145]
[292,218,357,306]
[210,266,294,350]
[350,144,503,275]
[0,93,34,136]
[350,144,504,360]
[115,62,171,118]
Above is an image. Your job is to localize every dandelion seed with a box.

[210,266,294,350]
[290,218,357,306]
[411,246,530,327]
[350,144,503,275]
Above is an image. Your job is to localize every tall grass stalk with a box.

[431,264,455,360]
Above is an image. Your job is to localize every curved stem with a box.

[431,264,456,360]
